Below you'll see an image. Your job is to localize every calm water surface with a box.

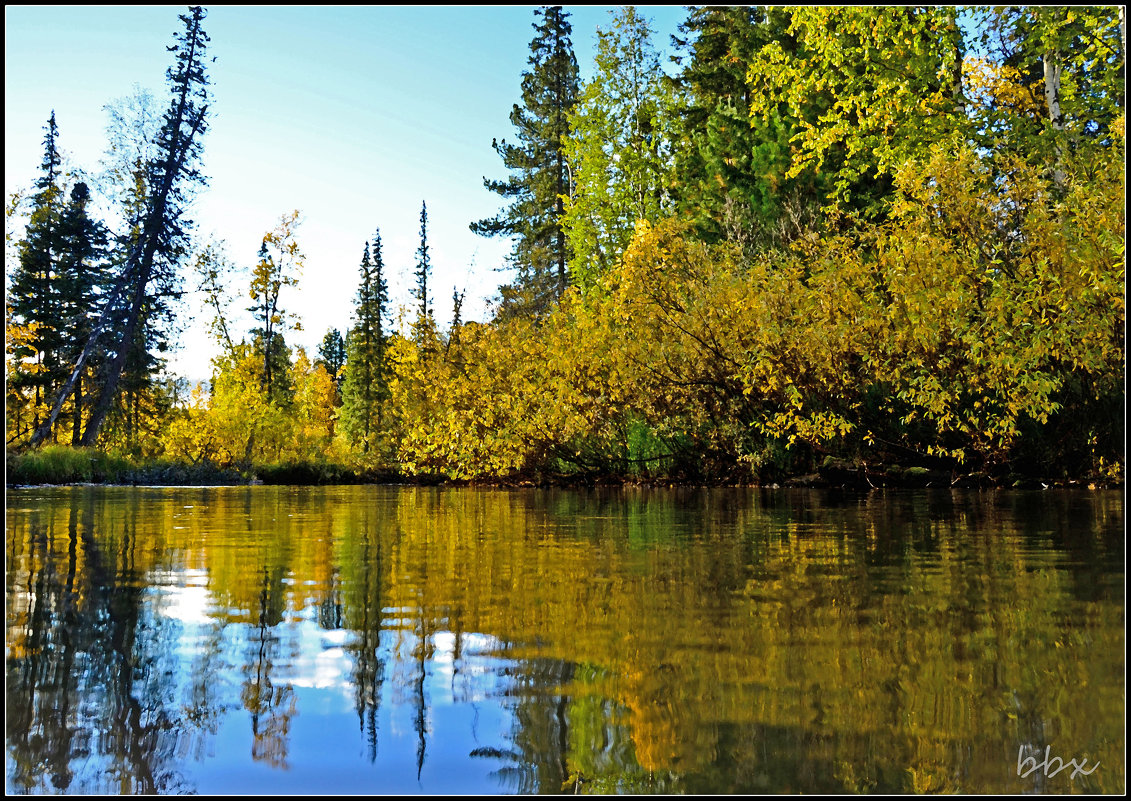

[5,486,1124,794]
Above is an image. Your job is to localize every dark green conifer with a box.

[55,180,110,444]
[415,201,432,331]
[317,328,347,387]
[472,5,579,318]
[9,112,67,433]
[341,233,390,454]
[670,7,821,249]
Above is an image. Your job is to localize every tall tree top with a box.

[415,201,431,325]
[147,4,211,261]
[35,111,63,196]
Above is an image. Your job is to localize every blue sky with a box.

[5,5,688,381]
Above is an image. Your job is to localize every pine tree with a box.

[473,6,579,319]
[669,7,821,249]
[55,181,110,444]
[446,286,465,356]
[341,233,390,454]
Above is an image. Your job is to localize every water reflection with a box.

[5,486,1124,794]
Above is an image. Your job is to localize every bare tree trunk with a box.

[950,13,966,119]
[71,374,82,446]
[1043,51,1066,191]
[1121,7,1126,70]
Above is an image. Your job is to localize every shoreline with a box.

[7,445,1122,491]
[7,474,1122,491]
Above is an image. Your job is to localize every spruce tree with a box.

[472,5,579,318]
[9,112,67,433]
[447,287,465,354]
[669,7,819,248]
[414,201,432,332]
[55,181,110,444]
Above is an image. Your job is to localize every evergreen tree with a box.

[670,7,822,250]
[317,328,347,388]
[341,233,390,454]
[445,286,466,358]
[9,112,67,434]
[472,5,579,318]
[55,181,110,444]
[414,201,432,333]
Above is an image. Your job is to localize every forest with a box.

[5,6,1126,487]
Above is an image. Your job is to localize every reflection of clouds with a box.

[151,569,215,626]
[431,630,511,705]
[290,646,351,690]
[279,619,357,709]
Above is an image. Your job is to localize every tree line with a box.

[6,6,1126,485]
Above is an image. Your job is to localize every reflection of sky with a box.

[153,569,213,625]
[144,570,522,794]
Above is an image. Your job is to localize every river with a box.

[5,485,1124,794]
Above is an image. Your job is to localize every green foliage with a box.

[6,445,128,484]
[745,7,968,216]
[414,201,432,331]
[670,6,823,250]
[7,6,1122,487]
[4,444,256,485]
[8,113,68,433]
[384,119,1124,483]
[971,7,1125,147]
[562,6,678,290]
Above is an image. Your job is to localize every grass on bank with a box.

[4,445,385,486]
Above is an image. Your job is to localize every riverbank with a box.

[6,446,1120,490]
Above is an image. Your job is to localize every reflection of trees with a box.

[6,489,193,793]
[240,567,296,769]
[507,657,574,793]
[6,505,78,792]
[341,508,386,762]
[375,487,1124,794]
[411,577,434,779]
